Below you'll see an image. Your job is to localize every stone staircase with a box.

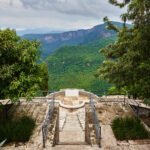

[52,145,101,150]
[59,111,85,145]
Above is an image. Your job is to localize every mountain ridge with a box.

[23,22,125,58]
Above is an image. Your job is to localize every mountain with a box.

[17,28,64,36]
[23,22,123,58]
[22,22,128,93]
[46,36,116,95]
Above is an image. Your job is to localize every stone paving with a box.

[59,108,85,144]
[51,145,100,150]
[1,91,150,150]
[96,102,150,150]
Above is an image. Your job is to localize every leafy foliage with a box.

[0,29,48,101]
[143,98,150,106]
[107,86,126,95]
[46,37,116,95]
[97,0,150,99]
[112,117,150,140]
[0,116,35,143]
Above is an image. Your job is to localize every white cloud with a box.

[0,0,126,30]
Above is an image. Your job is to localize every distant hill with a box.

[45,36,116,95]
[22,22,129,93]
[17,28,64,36]
[23,22,124,58]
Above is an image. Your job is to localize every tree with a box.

[97,0,150,99]
[39,62,49,96]
[0,29,48,101]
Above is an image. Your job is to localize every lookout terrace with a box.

[0,89,150,150]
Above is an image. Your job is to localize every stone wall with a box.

[85,105,98,146]
[130,105,150,117]
[45,106,59,147]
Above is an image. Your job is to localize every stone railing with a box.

[46,89,99,101]
[79,90,99,101]
[59,101,85,109]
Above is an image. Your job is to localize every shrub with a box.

[107,86,125,95]
[143,98,150,106]
[0,116,35,143]
[112,117,150,140]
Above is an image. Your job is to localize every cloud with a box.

[0,0,126,30]
[19,0,125,18]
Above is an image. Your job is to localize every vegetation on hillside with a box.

[0,116,35,143]
[112,117,150,140]
[23,22,122,59]
[143,98,150,106]
[46,37,116,95]
[107,86,126,95]
[0,29,48,101]
[97,0,150,99]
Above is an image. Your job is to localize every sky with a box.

[0,0,126,32]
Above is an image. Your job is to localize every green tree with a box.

[97,0,150,99]
[39,62,49,96]
[0,29,48,101]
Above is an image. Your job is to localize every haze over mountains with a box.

[17,28,64,36]
[23,22,123,58]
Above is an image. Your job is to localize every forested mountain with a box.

[46,36,116,95]
[23,22,123,58]
[22,22,130,94]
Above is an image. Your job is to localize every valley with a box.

[46,37,116,95]
[22,22,123,95]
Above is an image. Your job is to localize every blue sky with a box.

[0,0,126,31]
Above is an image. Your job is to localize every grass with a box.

[112,117,150,140]
[0,116,35,143]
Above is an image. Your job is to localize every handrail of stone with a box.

[79,90,99,100]
[98,95,126,102]
[47,89,99,100]
[47,91,65,99]
[59,101,85,109]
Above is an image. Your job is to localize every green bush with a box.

[0,116,35,143]
[143,98,150,106]
[107,86,126,95]
[112,117,150,140]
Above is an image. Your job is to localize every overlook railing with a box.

[90,95,101,147]
[42,97,55,148]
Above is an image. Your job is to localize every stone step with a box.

[52,145,101,150]
[59,131,85,143]
[61,127,83,130]
[58,142,87,145]
[59,109,85,144]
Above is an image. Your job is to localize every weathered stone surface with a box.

[1,91,150,150]
[59,108,85,144]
